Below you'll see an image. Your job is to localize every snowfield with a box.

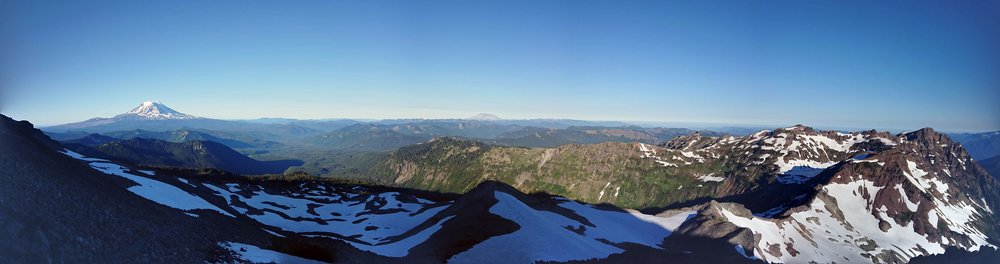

[204,182,452,257]
[63,149,458,257]
[65,147,701,261]
[450,192,695,263]
[219,242,324,264]
[63,149,234,217]
[720,179,993,263]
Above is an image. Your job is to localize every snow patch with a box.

[695,173,725,182]
[60,149,108,162]
[776,165,829,184]
[450,192,694,263]
[88,162,234,217]
[219,242,324,264]
[717,179,978,263]
[204,183,448,255]
[895,184,919,212]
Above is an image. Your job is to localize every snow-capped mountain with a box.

[114,101,198,120]
[467,113,501,121]
[42,101,328,137]
[43,101,206,132]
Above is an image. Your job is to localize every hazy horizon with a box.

[3,99,985,134]
[3,1,999,132]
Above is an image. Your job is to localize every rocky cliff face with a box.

[374,125,1000,215]
[658,127,1000,263]
[640,125,911,211]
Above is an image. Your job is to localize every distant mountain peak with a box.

[467,113,501,121]
[116,101,197,120]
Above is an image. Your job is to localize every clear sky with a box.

[1,0,998,132]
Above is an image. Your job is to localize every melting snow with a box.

[60,149,108,162]
[695,173,725,182]
[351,216,456,257]
[598,181,611,200]
[719,179,992,263]
[895,184,919,212]
[875,137,897,146]
[734,245,758,260]
[204,183,452,257]
[776,165,829,184]
[904,160,949,196]
[206,184,444,243]
[62,150,234,217]
[88,162,235,217]
[639,143,678,167]
[219,242,324,264]
[450,192,694,263]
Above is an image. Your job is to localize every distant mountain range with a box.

[42,101,738,156]
[982,155,1000,181]
[65,138,300,175]
[38,101,1000,184]
[42,102,326,140]
[100,129,281,149]
[949,131,1000,161]
[489,126,722,148]
[44,101,633,135]
[42,102,689,151]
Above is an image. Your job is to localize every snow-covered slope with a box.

[42,100,205,132]
[654,125,898,186]
[450,192,695,263]
[659,127,1000,263]
[59,149,704,262]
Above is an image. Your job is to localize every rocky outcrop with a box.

[657,127,1000,263]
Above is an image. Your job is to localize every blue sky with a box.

[1,0,998,132]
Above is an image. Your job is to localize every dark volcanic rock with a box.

[0,114,257,262]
